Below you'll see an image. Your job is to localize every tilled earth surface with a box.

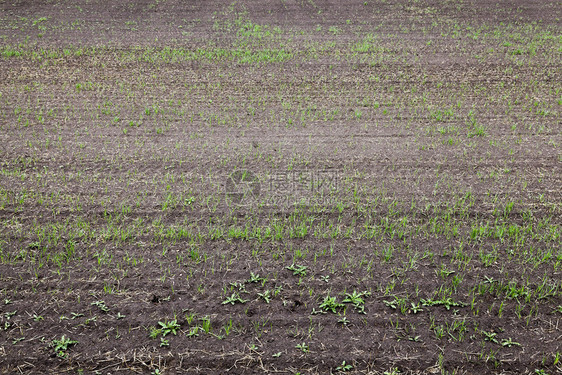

[0,0,561,374]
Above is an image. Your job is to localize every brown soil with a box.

[0,0,561,374]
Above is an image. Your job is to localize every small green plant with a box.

[286,263,308,276]
[248,272,264,283]
[342,290,368,306]
[158,319,180,336]
[311,308,327,315]
[51,335,78,358]
[91,300,109,312]
[222,319,233,336]
[338,316,350,326]
[501,338,521,347]
[329,26,341,35]
[421,297,466,310]
[319,295,344,313]
[199,316,212,333]
[410,303,423,314]
[33,314,44,321]
[383,368,401,375]
[185,312,197,325]
[149,327,162,339]
[12,337,25,344]
[383,296,408,314]
[187,327,199,337]
[336,360,353,372]
[258,290,272,303]
[482,330,499,344]
[295,342,309,353]
[222,293,248,305]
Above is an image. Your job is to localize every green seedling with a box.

[229,282,247,293]
[286,263,308,276]
[421,297,466,310]
[338,316,350,326]
[311,308,327,315]
[51,335,78,358]
[158,319,180,336]
[501,338,521,347]
[482,330,499,344]
[342,290,368,306]
[199,316,212,333]
[149,327,162,339]
[383,368,401,375]
[336,360,353,372]
[91,300,109,312]
[248,272,264,283]
[258,290,272,303]
[187,327,199,337]
[185,312,197,325]
[383,296,408,314]
[410,303,423,314]
[222,293,248,305]
[319,295,344,313]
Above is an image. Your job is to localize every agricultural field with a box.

[0,0,561,374]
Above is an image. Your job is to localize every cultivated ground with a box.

[0,0,561,374]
